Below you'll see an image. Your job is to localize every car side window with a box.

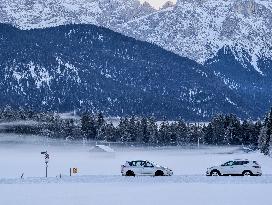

[233,161,242,166]
[135,161,144,167]
[232,161,249,166]
[140,161,146,167]
[222,161,234,166]
[145,162,154,167]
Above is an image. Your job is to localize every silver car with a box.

[206,159,262,176]
[121,160,173,176]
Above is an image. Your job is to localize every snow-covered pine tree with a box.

[140,117,149,144]
[80,114,97,140]
[169,123,178,146]
[258,126,269,155]
[158,121,170,146]
[147,117,158,145]
[258,108,272,155]
[96,112,105,129]
[98,122,116,142]
[176,120,188,146]
[128,116,137,142]
[203,123,214,145]
[241,120,261,147]
[81,113,90,136]
[224,114,242,145]
[187,124,201,145]
[118,117,130,143]
[210,114,225,145]
[96,112,106,140]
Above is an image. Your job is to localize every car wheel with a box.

[126,170,135,177]
[211,170,220,176]
[155,170,164,176]
[242,171,253,176]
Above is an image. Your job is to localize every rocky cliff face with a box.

[118,0,272,73]
[0,0,155,29]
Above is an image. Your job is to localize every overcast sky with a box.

[139,0,176,9]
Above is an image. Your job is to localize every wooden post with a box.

[45,162,48,178]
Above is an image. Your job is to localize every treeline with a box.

[0,106,271,155]
[81,113,263,147]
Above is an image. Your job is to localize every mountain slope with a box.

[205,46,272,114]
[0,23,256,120]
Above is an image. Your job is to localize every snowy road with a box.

[0,179,271,205]
[1,175,272,185]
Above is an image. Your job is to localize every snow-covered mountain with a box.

[1,0,270,73]
[0,0,155,29]
[0,23,258,120]
[0,0,271,119]
[117,0,272,73]
[114,0,272,110]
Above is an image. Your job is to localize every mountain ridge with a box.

[1,0,271,73]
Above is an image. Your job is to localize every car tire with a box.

[210,170,221,176]
[126,170,135,177]
[242,171,253,176]
[155,170,164,176]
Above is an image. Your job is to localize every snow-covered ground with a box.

[0,134,271,205]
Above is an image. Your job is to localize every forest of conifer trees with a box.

[0,106,271,155]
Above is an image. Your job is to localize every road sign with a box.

[73,168,78,174]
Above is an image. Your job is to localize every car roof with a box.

[233,159,249,161]
[129,160,146,162]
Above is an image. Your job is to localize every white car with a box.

[121,160,173,176]
[206,159,262,176]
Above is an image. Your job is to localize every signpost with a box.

[41,151,49,178]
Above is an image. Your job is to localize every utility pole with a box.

[41,151,49,178]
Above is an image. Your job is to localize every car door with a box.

[232,161,244,175]
[133,161,144,175]
[239,161,250,175]
[142,161,155,175]
[221,161,235,175]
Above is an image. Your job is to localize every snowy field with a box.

[0,133,271,205]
